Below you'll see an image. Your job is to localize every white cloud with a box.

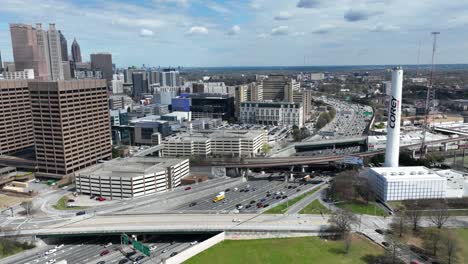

[274,11,293,21]
[293,31,306,36]
[154,0,191,7]
[139,29,154,37]
[207,2,231,14]
[312,24,336,34]
[297,0,322,9]
[271,26,289,36]
[186,26,209,35]
[227,25,241,35]
[257,33,268,39]
[370,24,400,32]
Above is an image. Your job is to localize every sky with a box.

[1,0,468,67]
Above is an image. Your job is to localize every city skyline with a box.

[0,1,468,67]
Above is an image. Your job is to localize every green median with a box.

[299,199,331,214]
[264,187,320,214]
[53,196,87,210]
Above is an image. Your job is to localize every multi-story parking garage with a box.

[75,157,189,198]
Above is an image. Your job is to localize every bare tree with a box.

[383,234,402,264]
[344,232,352,254]
[404,201,422,231]
[328,209,358,237]
[441,231,460,264]
[20,200,34,217]
[389,210,407,238]
[422,228,442,257]
[429,202,450,229]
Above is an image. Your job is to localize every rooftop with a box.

[370,166,446,181]
[77,157,188,178]
[165,129,263,142]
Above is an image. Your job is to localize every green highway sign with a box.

[364,111,372,116]
[132,240,151,257]
[121,234,129,245]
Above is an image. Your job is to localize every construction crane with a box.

[419,32,440,158]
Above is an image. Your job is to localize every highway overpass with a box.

[212,135,468,168]
[2,214,330,237]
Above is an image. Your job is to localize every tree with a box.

[429,202,450,229]
[383,234,403,264]
[291,127,301,142]
[20,200,33,217]
[389,210,407,238]
[262,144,272,154]
[343,232,352,254]
[404,201,422,231]
[422,228,442,257]
[441,231,460,264]
[328,209,358,237]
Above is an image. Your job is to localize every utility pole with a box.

[420,32,440,158]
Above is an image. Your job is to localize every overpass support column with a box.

[412,149,416,159]
[301,166,306,173]
[443,143,448,152]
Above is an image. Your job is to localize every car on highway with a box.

[162,249,168,253]
[118,259,128,264]
[410,261,419,264]
[236,205,243,210]
[245,204,251,209]
[67,199,75,202]
[375,229,384,235]
[96,197,106,201]
[232,218,241,223]
[189,202,197,207]
[96,261,105,264]
[45,259,56,264]
[184,186,192,191]
[190,241,198,245]
[234,187,238,191]
[126,251,136,258]
[90,195,96,199]
[55,244,64,249]
[263,204,269,207]
[249,200,256,204]
[256,203,263,208]
[225,188,230,192]
[104,242,112,248]
[282,195,287,199]
[150,245,158,251]
[100,250,110,256]
[135,256,145,261]
[381,242,389,247]
[260,198,266,202]
[170,252,178,257]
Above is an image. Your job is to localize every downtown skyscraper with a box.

[71,38,82,63]
[10,23,69,80]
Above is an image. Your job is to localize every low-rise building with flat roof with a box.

[369,166,447,201]
[75,157,189,199]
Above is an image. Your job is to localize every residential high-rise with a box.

[47,24,64,80]
[59,30,68,61]
[160,68,180,87]
[71,38,82,63]
[0,80,35,154]
[90,53,113,83]
[9,23,49,80]
[29,79,112,178]
[131,71,149,98]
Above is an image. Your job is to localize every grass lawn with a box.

[0,239,35,258]
[299,199,332,214]
[185,235,384,264]
[336,202,387,216]
[264,187,319,214]
[53,196,86,210]
[454,228,468,263]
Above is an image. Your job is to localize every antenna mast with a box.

[420,32,440,158]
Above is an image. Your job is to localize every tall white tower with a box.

[384,67,403,167]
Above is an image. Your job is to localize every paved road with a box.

[283,184,327,214]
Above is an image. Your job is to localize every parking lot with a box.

[14,234,212,264]
[175,175,321,213]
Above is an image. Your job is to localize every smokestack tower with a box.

[384,67,403,167]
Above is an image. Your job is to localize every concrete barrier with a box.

[165,232,225,264]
